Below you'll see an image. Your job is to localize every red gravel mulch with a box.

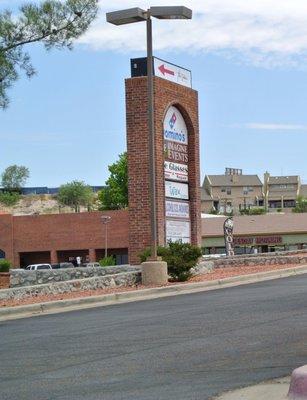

[0,263,303,308]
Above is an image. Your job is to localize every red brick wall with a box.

[0,213,14,264]
[0,211,129,267]
[126,76,201,264]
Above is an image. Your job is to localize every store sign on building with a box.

[166,200,190,219]
[166,220,191,243]
[154,57,192,88]
[164,161,188,182]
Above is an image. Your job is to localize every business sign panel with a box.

[166,220,191,243]
[165,200,190,219]
[164,141,188,163]
[154,57,192,88]
[165,181,189,200]
[224,218,235,257]
[164,161,188,182]
[164,106,188,145]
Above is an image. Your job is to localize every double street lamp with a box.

[106,6,192,260]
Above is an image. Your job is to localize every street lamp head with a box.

[149,6,192,20]
[106,7,147,25]
[101,215,111,223]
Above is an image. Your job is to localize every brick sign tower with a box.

[126,59,201,264]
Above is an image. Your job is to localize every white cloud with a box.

[231,123,307,131]
[78,0,307,68]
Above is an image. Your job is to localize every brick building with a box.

[0,211,128,268]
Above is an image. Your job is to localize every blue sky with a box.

[1,0,307,186]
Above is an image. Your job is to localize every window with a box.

[226,187,231,195]
[221,187,226,193]
[243,186,254,195]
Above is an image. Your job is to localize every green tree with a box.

[293,196,307,213]
[99,152,128,210]
[0,0,98,108]
[57,180,94,212]
[1,165,29,191]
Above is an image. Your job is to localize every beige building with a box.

[202,170,263,214]
[201,169,307,215]
[264,172,307,212]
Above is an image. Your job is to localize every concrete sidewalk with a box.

[214,377,290,399]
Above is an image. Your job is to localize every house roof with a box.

[202,213,307,237]
[206,174,262,187]
[268,176,299,185]
[200,188,212,201]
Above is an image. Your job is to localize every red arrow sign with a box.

[158,64,175,77]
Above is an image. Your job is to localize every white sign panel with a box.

[165,181,189,200]
[163,106,188,145]
[166,200,190,219]
[164,161,188,182]
[166,220,191,243]
[154,57,192,88]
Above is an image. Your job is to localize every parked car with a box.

[51,262,75,269]
[82,262,101,268]
[25,264,52,270]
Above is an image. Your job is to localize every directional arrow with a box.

[158,64,175,77]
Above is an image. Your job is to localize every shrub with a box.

[139,241,202,282]
[0,191,20,206]
[99,256,116,267]
[240,207,265,216]
[0,259,11,273]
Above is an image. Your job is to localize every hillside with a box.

[0,194,96,216]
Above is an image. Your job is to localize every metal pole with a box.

[146,12,158,260]
[105,222,108,258]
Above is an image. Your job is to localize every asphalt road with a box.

[1,276,307,400]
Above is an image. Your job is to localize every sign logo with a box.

[164,106,188,145]
[169,112,177,129]
[154,57,192,88]
[165,181,189,200]
[164,161,188,182]
[224,218,235,257]
[165,200,190,219]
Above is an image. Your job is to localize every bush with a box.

[99,256,116,267]
[139,242,202,282]
[240,207,265,216]
[0,191,20,206]
[0,259,11,273]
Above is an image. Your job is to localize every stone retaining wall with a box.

[10,265,140,288]
[0,271,141,301]
[210,255,307,269]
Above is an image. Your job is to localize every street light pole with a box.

[106,6,192,262]
[101,215,111,258]
[146,12,158,260]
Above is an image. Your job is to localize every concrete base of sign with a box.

[288,366,307,399]
[141,261,168,286]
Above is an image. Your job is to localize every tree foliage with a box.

[99,152,128,210]
[57,180,94,212]
[0,0,98,108]
[1,164,29,190]
[293,196,307,213]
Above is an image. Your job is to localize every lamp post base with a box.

[141,261,168,286]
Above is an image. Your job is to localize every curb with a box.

[1,265,307,321]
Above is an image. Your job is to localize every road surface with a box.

[1,275,307,400]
